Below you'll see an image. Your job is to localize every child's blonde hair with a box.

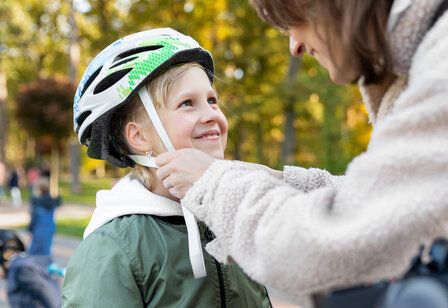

[110,62,211,189]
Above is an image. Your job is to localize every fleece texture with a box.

[181,0,448,303]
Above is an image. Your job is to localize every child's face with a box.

[158,66,228,159]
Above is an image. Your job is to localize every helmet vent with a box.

[110,56,138,69]
[93,68,132,94]
[75,111,92,133]
[80,66,102,98]
[113,45,163,62]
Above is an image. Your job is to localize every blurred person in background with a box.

[0,229,61,308]
[7,167,22,208]
[28,177,60,256]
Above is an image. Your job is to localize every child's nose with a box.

[200,103,220,123]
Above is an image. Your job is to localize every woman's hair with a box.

[250,0,394,84]
[110,62,209,189]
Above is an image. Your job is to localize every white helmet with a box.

[74,28,212,279]
[73,28,214,167]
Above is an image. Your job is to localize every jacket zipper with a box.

[214,259,227,308]
[204,227,227,308]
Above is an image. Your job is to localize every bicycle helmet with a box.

[73,28,214,167]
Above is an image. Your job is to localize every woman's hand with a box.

[155,149,216,199]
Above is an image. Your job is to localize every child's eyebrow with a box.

[171,89,217,101]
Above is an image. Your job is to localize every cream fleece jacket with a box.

[181,0,448,303]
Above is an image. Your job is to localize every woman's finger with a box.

[162,176,173,189]
[156,165,171,181]
[155,151,177,167]
[169,187,183,199]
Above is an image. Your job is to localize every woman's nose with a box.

[289,37,304,57]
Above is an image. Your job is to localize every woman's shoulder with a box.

[411,11,448,79]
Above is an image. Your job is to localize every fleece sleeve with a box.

[181,13,448,301]
[283,166,344,192]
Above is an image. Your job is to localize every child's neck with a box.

[151,178,180,203]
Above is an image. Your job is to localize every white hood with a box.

[83,175,206,279]
[84,175,183,238]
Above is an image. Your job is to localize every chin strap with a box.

[128,154,159,168]
[131,87,206,279]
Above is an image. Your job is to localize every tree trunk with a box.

[69,142,81,193]
[50,144,60,197]
[69,0,82,193]
[281,56,301,164]
[0,70,7,162]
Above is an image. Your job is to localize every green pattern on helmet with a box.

[104,36,199,99]
[117,84,132,100]
[127,36,195,87]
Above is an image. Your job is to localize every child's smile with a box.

[160,66,228,159]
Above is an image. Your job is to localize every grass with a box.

[56,218,90,239]
[59,177,114,206]
[3,177,114,206]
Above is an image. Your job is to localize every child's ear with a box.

[125,121,151,153]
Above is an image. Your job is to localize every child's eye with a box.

[207,97,218,105]
[179,99,193,108]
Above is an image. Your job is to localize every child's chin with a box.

[201,148,224,160]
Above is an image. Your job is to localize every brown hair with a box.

[110,62,209,189]
[250,0,394,84]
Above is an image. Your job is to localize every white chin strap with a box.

[130,87,206,279]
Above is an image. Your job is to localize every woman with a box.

[155,0,448,303]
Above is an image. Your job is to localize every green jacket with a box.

[63,214,272,307]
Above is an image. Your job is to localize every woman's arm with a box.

[181,17,448,299]
[283,165,344,192]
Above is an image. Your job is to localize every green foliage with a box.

[56,217,90,238]
[59,177,114,206]
[3,0,372,175]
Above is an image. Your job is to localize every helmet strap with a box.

[137,87,175,151]
[126,87,175,169]
[131,86,207,279]
[128,154,158,168]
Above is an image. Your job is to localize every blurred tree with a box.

[0,72,7,162]
[15,77,75,195]
[2,0,372,180]
[69,0,81,194]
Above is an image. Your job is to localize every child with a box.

[63,28,272,307]
[29,176,60,256]
[0,229,61,308]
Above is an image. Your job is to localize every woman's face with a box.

[288,24,358,84]
[158,66,228,159]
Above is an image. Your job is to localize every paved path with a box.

[0,203,299,308]
[0,203,94,228]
